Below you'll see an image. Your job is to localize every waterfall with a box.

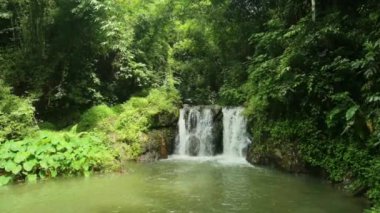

[176,106,219,156]
[175,105,250,159]
[222,107,250,158]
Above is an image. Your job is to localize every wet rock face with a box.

[138,108,179,162]
[138,128,177,162]
[209,106,223,155]
[151,111,178,128]
[246,142,306,173]
[212,109,223,154]
[187,136,200,156]
[245,120,321,174]
[139,151,160,162]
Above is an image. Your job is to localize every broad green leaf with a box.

[0,176,11,186]
[326,107,342,127]
[346,105,359,121]
[48,146,56,153]
[23,160,37,172]
[4,161,17,173]
[27,145,38,154]
[72,161,82,171]
[48,159,59,169]
[50,169,58,178]
[10,143,22,152]
[40,160,49,169]
[70,125,78,133]
[11,164,22,175]
[0,152,13,161]
[26,174,38,183]
[14,152,30,164]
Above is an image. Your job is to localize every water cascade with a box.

[176,106,222,156]
[175,106,250,159]
[222,107,250,158]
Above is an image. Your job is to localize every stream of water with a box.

[0,158,366,213]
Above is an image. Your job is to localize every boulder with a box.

[247,142,306,173]
[151,111,178,128]
[138,128,177,162]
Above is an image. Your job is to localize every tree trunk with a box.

[311,0,316,21]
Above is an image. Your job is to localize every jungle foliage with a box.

[77,87,179,160]
[0,129,115,185]
[0,0,380,211]
[0,80,36,143]
[239,1,380,211]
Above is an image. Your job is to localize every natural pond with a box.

[0,156,366,213]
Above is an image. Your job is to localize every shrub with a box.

[0,129,115,186]
[77,87,180,160]
[77,104,116,132]
[366,158,380,204]
[0,80,36,143]
[38,122,57,130]
[366,205,380,213]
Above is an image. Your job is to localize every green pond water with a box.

[0,156,366,213]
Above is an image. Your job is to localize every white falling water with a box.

[222,107,250,158]
[176,107,215,156]
[175,106,250,161]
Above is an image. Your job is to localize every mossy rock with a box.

[138,128,177,162]
[151,111,178,128]
[247,142,306,173]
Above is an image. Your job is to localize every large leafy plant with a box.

[0,129,115,186]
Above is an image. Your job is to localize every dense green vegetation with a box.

[0,86,179,185]
[241,1,380,212]
[0,80,36,143]
[77,87,179,159]
[1,0,380,211]
[0,129,115,185]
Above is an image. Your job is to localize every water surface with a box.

[0,157,366,213]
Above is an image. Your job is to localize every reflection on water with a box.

[0,158,366,213]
